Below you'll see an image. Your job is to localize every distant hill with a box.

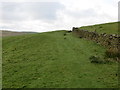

[0,30,37,37]
[80,22,119,34]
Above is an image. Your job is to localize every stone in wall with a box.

[72,28,120,50]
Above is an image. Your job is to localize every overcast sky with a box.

[0,0,119,32]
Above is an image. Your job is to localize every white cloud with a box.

[0,0,119,32]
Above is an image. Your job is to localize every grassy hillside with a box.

[80,22,119,34]
[2,30,118,88]
[0,36,2,89]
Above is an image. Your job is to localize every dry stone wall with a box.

[72,27,120,49]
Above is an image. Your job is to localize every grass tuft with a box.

[89,55,106,64]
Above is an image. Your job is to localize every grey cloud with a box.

[25,2,64,20]
[67,8,98,18]
[1,2,25,21]
[1,2,64,22]
[118,1,120,22]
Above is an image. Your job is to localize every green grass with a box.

[2,30,118,88]
[0,37,2,89]
[80,22,119,34]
